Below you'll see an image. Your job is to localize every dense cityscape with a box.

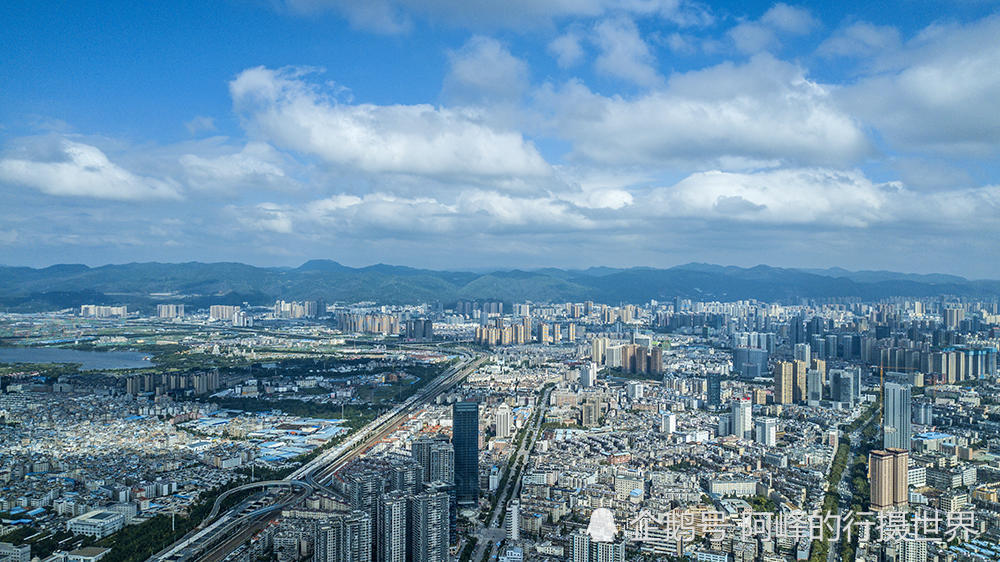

[0,293,998,562]
[4,0,1000,560]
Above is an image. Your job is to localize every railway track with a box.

[149,349,483,561]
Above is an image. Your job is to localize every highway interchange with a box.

[150,348,484,561]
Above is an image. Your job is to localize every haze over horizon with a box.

[1,258,995,282]
[3,1,1000,276]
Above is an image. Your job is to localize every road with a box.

[828,406,879,562]
[150,349,483,562]
[474,385,552,562]
[828,430,859,562]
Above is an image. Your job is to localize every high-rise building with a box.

[591,337,608,365]
[731,400,752,440]
[410,491,450,562]
[914,402,934,426]
[869,448,909,511]
[830,369,857,406]
[209,304,239,321]
[806,369,823,404]
[869,450,894,511]
[794,343,811,363]
[378,491,408,562]
[232,309,253,327]
[891,448,909,509]
[80,305,128,318]
[717,413,732,437]
[581,399,601,427]
[571,531,591,562]
[428,443,455,485]
[571,530,625,562]
[660,412,676,433]
[594,542,625,562]
[625,381,644,400]
[314,510,372,562]
[792,360,809,403]
[452,402,480,507]
[156,304,185,318]
[773,362,794,405]
[811,358,827,380]
[893,539,928,562]
[412,437,437,484]
[707,373,721,407]
[405,319,435,340]
[883,383,912,450]
[495,403,513,439]
[944,307,965,330]
[732,347,768,378]
[506,499,520,541]
[579,362,597,387]
[754,418,777,447]
[537,323,552,344]
[648,345,664,374]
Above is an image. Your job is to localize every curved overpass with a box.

[202,480,312,526]
[156,349,483,560]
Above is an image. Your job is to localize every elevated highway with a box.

[149,349,483,561]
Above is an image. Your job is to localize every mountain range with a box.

[0,260,997,312]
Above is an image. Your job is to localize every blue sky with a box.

[2,1,999,276]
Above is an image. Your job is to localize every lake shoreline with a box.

[0,347,155,371]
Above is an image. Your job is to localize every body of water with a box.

[0,347,153,370]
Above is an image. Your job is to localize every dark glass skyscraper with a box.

[732,347,768,378]
[707,372,721,406]
[452,401,479,506]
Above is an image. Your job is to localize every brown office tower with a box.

[887,447,909,508]
[869,449,909,511]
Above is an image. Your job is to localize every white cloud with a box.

[646,167,1000,229]
[443,37,529,103]
[184,116,218,135]
[560,187,634,210]
[728,22,776,54]
[648,168,891,226]
[280,0,410,33]
[840,15,1000,156]
[228,166,1000,247]
[0,139,181,200]
[230,66,551,180]
[727,3,816,54]
[457,190,593,230]
[760,3,816,34]
[238,203,295,234]
[661,32,697,54]
[541,54,870,167]
[179,142,291,192]
[236,188,597,239]
[548,32,585,68]
[817,21,900,59]
[593,18,663,87]
[276,0,713,32]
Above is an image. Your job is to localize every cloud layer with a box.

[2,3,1000,275]
[230,66,550,180]
[0,139,180,200]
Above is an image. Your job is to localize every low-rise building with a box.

[66,510,124,538]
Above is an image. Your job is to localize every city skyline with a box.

[2,2,1000,275]
[0,277,997,559]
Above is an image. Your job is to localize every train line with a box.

[149,349,482,561]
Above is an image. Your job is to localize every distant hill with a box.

[0,261,997,312]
